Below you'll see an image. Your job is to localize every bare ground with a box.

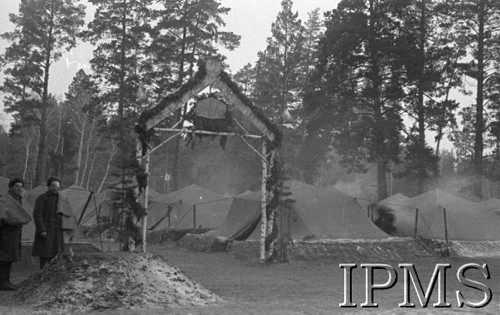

[1,242,499,314]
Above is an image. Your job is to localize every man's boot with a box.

[0,261,16,291]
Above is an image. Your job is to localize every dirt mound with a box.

[13,253,221,312]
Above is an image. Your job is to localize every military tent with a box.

[0,176,10,193]
[378,189,500,240]
[147,188,164,203]
[237,181,389,241]
[275,181,389,240]
[60,185,93,224]
[204,196,261,241]
[157,184,232,230]
[370,193,411,234]
[477,198,500,212]
[78,188,172,229]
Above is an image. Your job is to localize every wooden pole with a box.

[167,207,171,229]
[193,205,197,231]
[136,139,150,253]
[155,127,263,139]
[442,207,448,243]
[414,208,419,237]
[78,191,94,226]
[260,140,268,263]
[280,182,283,263]
[141,150,150,253]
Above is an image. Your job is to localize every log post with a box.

[260,140,268,263]
[193,204,197,231]
[138,137,150,253]
[443,207,448,243]
[266,149,276,257]
[414,208,419,237]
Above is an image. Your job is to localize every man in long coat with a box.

[32,177,77,269]
[0,178,32,290]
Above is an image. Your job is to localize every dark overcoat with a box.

[0,192,32,262]
[0,225,21,262]
[32,191,62,258]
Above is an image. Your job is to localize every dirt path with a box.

[1,244,499,314]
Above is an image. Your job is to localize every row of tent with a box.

[76,180,390,242]
[203,180,389,241]
[2,175,499,243]
[372,190,500,241]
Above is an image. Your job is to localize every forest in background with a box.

[0,0,499,204]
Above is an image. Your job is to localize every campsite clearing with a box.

[1,242,499,314]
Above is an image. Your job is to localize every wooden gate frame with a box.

[135,58,281,262]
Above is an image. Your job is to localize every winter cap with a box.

[46,177,60,187]
[8,177,25,188]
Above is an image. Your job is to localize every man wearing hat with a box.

[31,177,77,269]
[0,178,32,290]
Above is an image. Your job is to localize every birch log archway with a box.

[135,58,282,262]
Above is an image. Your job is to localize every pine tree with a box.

[233,63,256,95]
[442,0,500,197]
[254,0,306,123]
[150,0,240,192]
[396,0,464,193]
[1,0,86,185]
[306,0,409,200]
[64,70,103,186]
[84,0,153,119]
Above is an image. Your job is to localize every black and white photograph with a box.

[0,0,499,313]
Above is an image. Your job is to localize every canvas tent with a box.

[157,184,232,230]
[373,189,500,241]
[371,193,411,234]
[269,180,389,240]
[373,193,409,210]
[146,188,164,203]
[144,199,181,231]
[74,192,110,227]
[60,185,93,223]
[0,176,10,193]
[477,198,500,212]
[77,188,172,229]
[215,181,389,241]
[204,196,262,241]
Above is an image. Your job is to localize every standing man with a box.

[32,177,77,269]
[0,178,32,290]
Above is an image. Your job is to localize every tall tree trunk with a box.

[86,144,98,190]
[22,135,33,180]
[118,0,127,118]
[473,0,485,198]
[34,1,55,185]
[75,115,87,185]
[416,0,427,194]
[35,107,48,184]
[171,12,188,193]
[368,0,388,200]
[86,133,102,190]
[97,140,118,195]
[80,119,96,186]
